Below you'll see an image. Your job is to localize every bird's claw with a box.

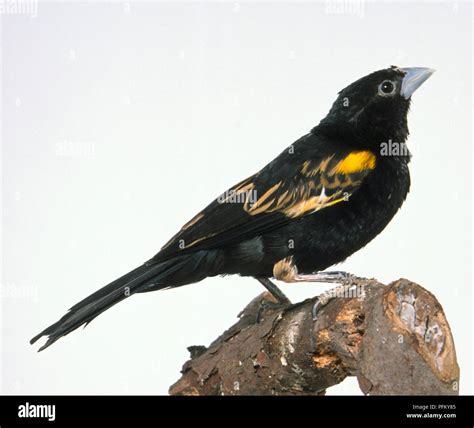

[311,297,322,321]
[311,282,362,321]
[256,299,286,324]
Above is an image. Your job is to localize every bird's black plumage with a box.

[31,66,434,351]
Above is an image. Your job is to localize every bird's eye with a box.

[378,80,396,96]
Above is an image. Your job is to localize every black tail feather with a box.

[30,260,178,351]
[67,264,150,312]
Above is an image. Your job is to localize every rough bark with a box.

[169,278,459,396]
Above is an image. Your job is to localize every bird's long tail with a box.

[30,254,204,351]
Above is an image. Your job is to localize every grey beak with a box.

[400,67,435,99]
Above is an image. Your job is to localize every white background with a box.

[1,0,472,395]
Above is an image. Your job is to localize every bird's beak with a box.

[399,67,435,99]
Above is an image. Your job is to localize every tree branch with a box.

[169,278,459,395]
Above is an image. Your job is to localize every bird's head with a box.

[319,66,435,148]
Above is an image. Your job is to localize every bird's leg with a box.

[254,278,292,323]
[290,270,356,320]
[273,257,357,285]
[256,277,292,306]
[293,270,356,284]
[272,260,365,321]
[271,257,369,321]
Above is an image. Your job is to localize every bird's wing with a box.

[149,145,377,264]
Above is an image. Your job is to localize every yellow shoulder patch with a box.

[334,151,376,174]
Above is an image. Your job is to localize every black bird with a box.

[31,66,434,351]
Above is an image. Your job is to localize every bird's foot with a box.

[255,277,291,323]
[311,277,368,321]
[255,299,286,323]
[256,277,291,305]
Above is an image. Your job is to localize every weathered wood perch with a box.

[169,278,459,395]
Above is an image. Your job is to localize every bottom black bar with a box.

[0,395,472,426]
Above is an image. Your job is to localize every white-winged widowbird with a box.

[31,66,435,351]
